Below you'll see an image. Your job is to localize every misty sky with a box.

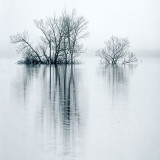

[0,0,160,57]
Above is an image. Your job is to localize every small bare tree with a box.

[122,52,137,64]
[97,36,137,65]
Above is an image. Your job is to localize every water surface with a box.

[0,57,160,160]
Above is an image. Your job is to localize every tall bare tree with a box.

[34,19,52,64]
[10,10,88,64]
[62,10,88,63]
[47,16,65,64]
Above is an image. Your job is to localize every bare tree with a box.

[62,10,88,63]
[97,36,137,65]
[10,10,88,64]
[10,31,42,63]
[47,16,65,64]
[38,42,49,64]
[34,19,52,64]
[122,52,137,64]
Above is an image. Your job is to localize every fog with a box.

[0,0,160,58]
[1,1,160,159]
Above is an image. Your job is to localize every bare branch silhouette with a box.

[96,36,137,65]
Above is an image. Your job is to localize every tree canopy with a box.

[10,10,88,64]
[96,36,137,65]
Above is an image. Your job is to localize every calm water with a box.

[0,57,160,160]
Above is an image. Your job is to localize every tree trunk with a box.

[49,42,52,64]
[24,40,42,63]
[71,52,73,64]
[112,60,116,66]
[65,54,67,64]
[54,54,58,64]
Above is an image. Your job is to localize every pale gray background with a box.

[0,0,160,58]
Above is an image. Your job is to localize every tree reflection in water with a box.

[99,64,137,109]
[45,65,82,156]
[12,64,86,158]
